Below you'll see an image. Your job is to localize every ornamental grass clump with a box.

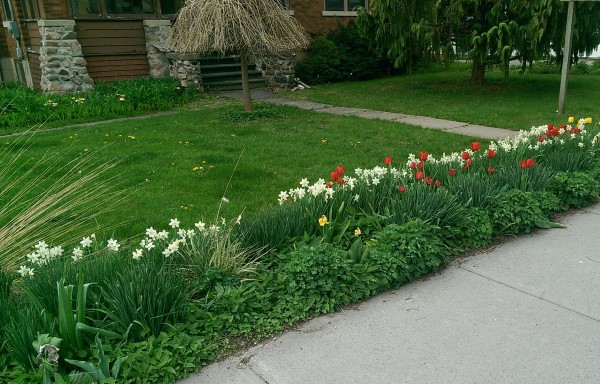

[0,133,125,273]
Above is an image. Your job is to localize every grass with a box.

[288,68,600,131]
[1,98,485,242]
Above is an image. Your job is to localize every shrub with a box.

[272,242,358,323]
[361,219,447,294]
[550,171,600,209]
[445,207,493,254]
[485,189,557,235]
[295,36,342,84]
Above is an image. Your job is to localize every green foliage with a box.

[221,104,282,122]
[272,243,358,323]
[445,207,493,254]
[4,304,48,370]
[361,219,447,294]
[295,36,342,84]
[101,253,190,340]
[0,77,202,132]
[550,172,600,209]
[445,171,505,208]
[485,189,561,236]
[65,335,127,383]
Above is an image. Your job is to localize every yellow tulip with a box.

[568,116,574,123]
[585,117,592,124]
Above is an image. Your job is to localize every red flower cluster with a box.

[461,151,470,160]
[520,158,536,169]
[448,168,457,177]
[330,165,346,185]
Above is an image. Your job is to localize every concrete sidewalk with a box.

[219,89,519,140]
[180,204,600,384]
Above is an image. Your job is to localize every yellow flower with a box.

[354,227,362,237]
[568,116,574,123]
[318,215,329,227]
[585,117,592,124]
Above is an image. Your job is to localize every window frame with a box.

[69,0,181,19]
[322,0,367,16]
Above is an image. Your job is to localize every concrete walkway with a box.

[181,204,600,384]
[219,89,519,140]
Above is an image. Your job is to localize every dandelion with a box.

[169,218,180,228]
[354,227,362,237]
[106,238,120,252]
[318,215,329,227]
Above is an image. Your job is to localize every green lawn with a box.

[4,99,485,241]
[288,70,600,131]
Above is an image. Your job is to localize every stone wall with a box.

[143,20,171,78]
[254,55,297,90]
[37,20,93,93]
[166,52,203,91]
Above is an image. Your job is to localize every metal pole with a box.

[558,0,575,114]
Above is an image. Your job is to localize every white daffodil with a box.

[169,218,180,228]
[107,238,120,252]
[80,236,93,248]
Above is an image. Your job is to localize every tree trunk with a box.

[240,52,253,112]
[471,57,485,85]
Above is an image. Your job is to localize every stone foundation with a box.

[143,20,171,78]
[254,55,298,90]
[37,20,93,93]
[166,53,204,91]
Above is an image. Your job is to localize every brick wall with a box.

[291,0,357,36]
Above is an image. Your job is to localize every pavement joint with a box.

[458,264,600,323]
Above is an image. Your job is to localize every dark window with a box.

[160,0,183,14]
[71,0,100,16]
[105,0,155,14]
[324,0,366,12]
[2,0,14,20]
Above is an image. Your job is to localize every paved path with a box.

[181,204,600,384]
[219,89,519,140]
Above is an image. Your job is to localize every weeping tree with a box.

[358,0,600,85]
[169,0,310,112]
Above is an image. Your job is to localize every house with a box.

[0,0,368,91]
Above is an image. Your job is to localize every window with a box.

[324,0,366,12]
[21,0,40,19]
[1,0,14,20]
[70,0,183,17]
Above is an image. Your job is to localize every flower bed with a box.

[1,118,600,383]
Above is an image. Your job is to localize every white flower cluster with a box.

[277,120,599,205]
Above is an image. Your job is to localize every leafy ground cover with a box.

[289,68,600,131]
[2,112,599,383]
[1,100,483,242]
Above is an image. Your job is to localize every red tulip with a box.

[326,181,333,188]
[417,161,424,169]
[538,136,545,143]
[398,185,406,192]
[426,176,433,185]
[336,166,345,175]
[487,166,495,174]
[461,151,470,160]
[463,159,473,168]
[520,160,527,169]
[526,158,536,168]
[415,171,424,180]
[570,127,581,134]
[434,180,441,187]
[336,177,344,184]
[471,142,481,151]
[547,123,554,130]
[448,168,456,177]
[330,171,339,180]
[419,152,429,161]
[487,149,495,158]
[384,156,392,165]
[410,161,417,170]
